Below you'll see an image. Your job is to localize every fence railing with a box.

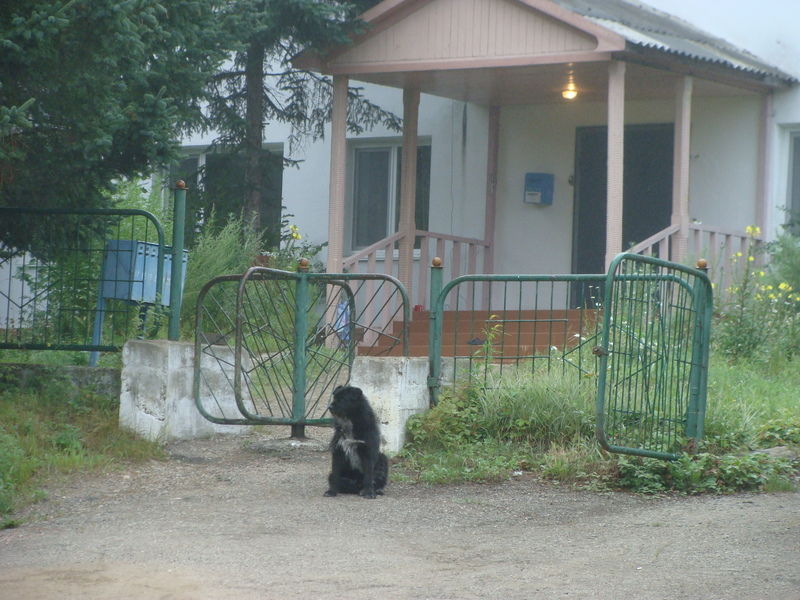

[193,261,409,437]
[629,223,763,297]
[427,266,606,406]
[342,230,490,309]
[0,186,187,358]
[0,208,169,354]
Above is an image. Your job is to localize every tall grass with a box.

[399,355,799,493]
[0,370,163,524]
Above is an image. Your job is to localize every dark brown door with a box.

[572,123,674,276]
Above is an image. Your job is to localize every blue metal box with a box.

[101,240,188,306]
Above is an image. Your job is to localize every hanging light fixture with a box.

[562,69,578,100]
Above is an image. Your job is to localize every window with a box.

[351,143,431,249]
[168,146,284,246]
[789,133,800,233]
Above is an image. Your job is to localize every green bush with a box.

[617,452,796,495]
[400,353,800,493]
[714,231,800,361]
[757,417,800,447]
[405,371,595,452]
[0,375,162,521]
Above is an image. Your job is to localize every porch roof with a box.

[299,0,795,104]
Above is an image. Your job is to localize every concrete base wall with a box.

[120,340,251,442]
[121,341,430,451]
[350,356,430,454]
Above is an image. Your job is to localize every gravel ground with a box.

[1,430,799,600]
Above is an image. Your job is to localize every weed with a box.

[714,230,800,361]
[0,375,163,520]
[400,352,800,494]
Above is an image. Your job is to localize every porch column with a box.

[605,60,625,270]
[326,74,348,275]
[671,76,693,263]
[756,91,773,235]
[398,87,420,291]
[483,105,500,275]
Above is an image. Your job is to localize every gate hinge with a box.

[592,345,609,357]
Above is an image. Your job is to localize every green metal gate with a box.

[427,253,712,459]
[193,261,410,435]
[595,253,713,459]
[0,207,173,353]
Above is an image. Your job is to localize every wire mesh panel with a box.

[193,264,409,428]
[595,253,713,459]
[428,272,606,405]
[0,207,168,352]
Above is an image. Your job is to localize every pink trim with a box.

[355,0,624,52]
[342,231,405,269]
[398,87,420,291]
[360,0,423,25]
[415,230,488,246]
[326,75,349,276]
[483,106,500,281]
[605,60,625,270]
[756,92,773,233]
[628,224,680,256]
[324,52,613,76]
[671,76,693,262]
[511,0,625,52]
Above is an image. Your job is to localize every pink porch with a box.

[298,0,793,308]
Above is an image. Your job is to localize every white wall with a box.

[642,0,800,237]
[181,0,800,265]
[492,96,761,274]
[182,83,488,265]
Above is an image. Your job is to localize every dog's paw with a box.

[323,490,338,497]
[360,489,377,499]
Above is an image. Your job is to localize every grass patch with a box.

[0,369,163,523]
[398,358,800,494]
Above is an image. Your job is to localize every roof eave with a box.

[617,44,796,93]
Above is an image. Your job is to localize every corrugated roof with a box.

[552,0,796,84]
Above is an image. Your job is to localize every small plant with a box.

[0,374,163,522]
[714,227,800,361]
[616,452,797,495]
[757,417,800,447]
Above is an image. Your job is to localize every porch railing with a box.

[342,230,490,309]
[628,223,763,297]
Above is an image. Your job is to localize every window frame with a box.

[787,131,800,233]
[346,137,432,255]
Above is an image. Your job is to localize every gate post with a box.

[685,260,713,442]
[291,258,311,438]
[168,180,187,341]
[428,257,444,406]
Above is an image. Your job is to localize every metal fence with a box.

[427,253,712,459]
[595,254,713,459]
[193,261,409,437]
[427,266,606,406]
[0,206,184,357]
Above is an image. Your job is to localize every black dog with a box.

[324,385,388,499]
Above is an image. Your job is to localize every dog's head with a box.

[329,385,367,419]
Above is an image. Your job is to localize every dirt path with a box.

[1,431,799,600]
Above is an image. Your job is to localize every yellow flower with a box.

[745,225,762,237]
[778,282,792,291]
[747,255,755,262]
[769,293,777,300]
[758,270,766,277]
